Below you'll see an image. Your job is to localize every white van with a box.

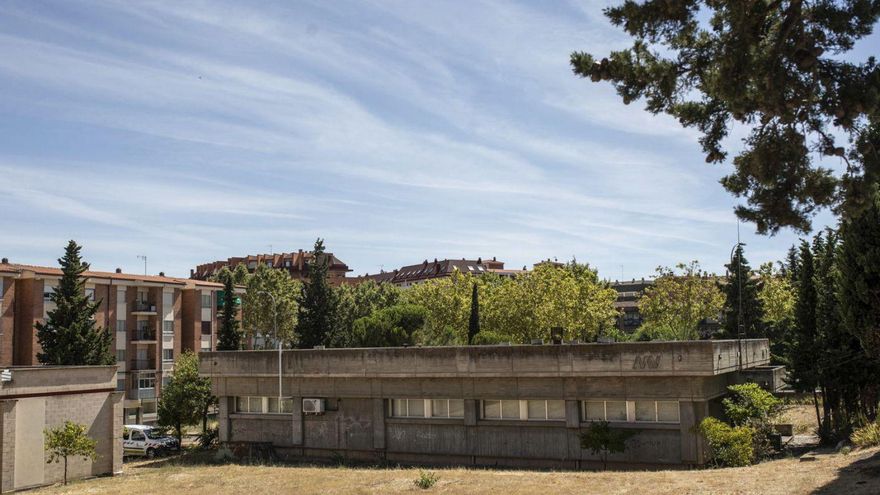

[122,424,180,458]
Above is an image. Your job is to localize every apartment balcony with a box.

[131,301,158,315]
[130,359,156,371]
[131,328,157,342]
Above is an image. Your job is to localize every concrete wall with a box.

[0,366,122,492]
[201,340,769,468]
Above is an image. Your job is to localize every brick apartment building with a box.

[0,258,224,424]
[348,257,525,287]
[192,249,351,286]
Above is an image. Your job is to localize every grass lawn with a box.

[32,446,880,495]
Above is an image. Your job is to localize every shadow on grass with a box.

[812,448,880,495]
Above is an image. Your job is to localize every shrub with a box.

[698,417,755,467]
[579,420,636,470]
[414,470,439,489]
[723,383,782,426]
[851,421,880,448]
[198,427,219,449]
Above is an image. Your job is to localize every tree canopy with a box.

[157,351,215,443]
[216,268,242,351]
[328,281,402,348]
[296,238,337,348]
[36,240,113,366]
[637,261,724,340]
[572,1,880,233]
[242,263,300,349]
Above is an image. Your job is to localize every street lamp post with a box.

[257,290,282,409]
[729,241,746,369]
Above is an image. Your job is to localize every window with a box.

[284,260,291,267]
[635,400,656,422]
[430,399,464,418]
[137,320,150,332]
[116,320,126,332]
[163,321,174,335]
[526,400,566,420]
[201,321,212,335]
[116,378,125,391]
[265,261,272,267]
[583,400,628,422]
[116,350,125,362]
[235,396,265,414]
[391,399,425,418]
[85,287,96,301]
[130,430,144,441]
[482,400,521,420]
[267,397,294,414]
[201,294,212,308]
[138,376,155,389]
[141,401,157,414]
[43,284,54,301]
[162,349,173,362]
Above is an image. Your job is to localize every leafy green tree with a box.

[467,283,480,344]
[405,269,479,345]
[242,264,300,349]
[350,304,427,347]
[44,421,97,485]
[158,351,215,443]
[722,245,763,339]
[328,281,401,347]
[698,417,755,468]
[571,1,880,234]
[838,192,880,359]
[637,261,724,340]
[723,383,782,427]
[756,262,796,363]
[36,240,114,365]
[296,238,337,348]
[232,263,251,285]
[216,269,241,351]
[578,421,635,470]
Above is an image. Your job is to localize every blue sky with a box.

[0,1,869,280]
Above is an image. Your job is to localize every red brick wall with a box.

[0,277,15,367]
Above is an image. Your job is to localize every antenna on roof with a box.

[269,244,273,254]
[136,255,147,276]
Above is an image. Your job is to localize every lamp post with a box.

[257,290,282,409]
[729,241,746,369]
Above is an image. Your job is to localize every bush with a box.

[723,383,782,426]
[578,420,636,470]
[414,470,439,489]
[851,421,880,447]
[198,427,219,449]
[698,417,755,467]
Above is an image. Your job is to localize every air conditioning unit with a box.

[302,398,325,415]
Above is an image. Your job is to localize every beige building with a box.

[0,259,223,424]
[0,365,122,491]
[201,339,776,468]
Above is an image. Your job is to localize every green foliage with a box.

[838,192,880,358]
[723,383,782,427]
[158,351,216,444]
[578,420,635,470]
[637,261,723,340]
[788,241,819,394]
[467,283,480,344]
[414,470,439,489]
[350,304,426,347]
[216,269,242,351]
[757,262,796,363]
[198,427,219,449]
[242,264,300,349]
[44,420,97,485]
[328,281,401,348]
[296,239,337,348]
[722,245,763,339]
[698,417,754,468]
[36,240,114,365]
[851,421,880,448]
[232,263,251,285]
[406,260,618,345]
[571,1,880,233]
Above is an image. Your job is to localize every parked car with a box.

[123,424,180,458]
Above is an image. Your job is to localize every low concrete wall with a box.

[0,366,122,492]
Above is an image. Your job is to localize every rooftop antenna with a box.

[136,255,147,276]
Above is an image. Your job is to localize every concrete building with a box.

[348,257,524,287]
[0,365,122,491]
[0,259,223,424]
[192,250,351,286]
[200,339,773,468]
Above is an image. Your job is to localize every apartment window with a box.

[526,400,566,420]
[482,400,521,420]
[138,376,155,389]
[137,320,150,332]
[116,378,125,391]
[162,349,173,362]
[267,397,294,414]
[201,321,212,335]
[141,401,157,415]
[583,401,628,422]
[163,321,174,335]
[85,287,96,301]
[284,261,291,267]
[430,399,464,418]
[162,376,171,387]
[201,294,212,308]
[235,396,265,414]
[43,284,54,301]
[116,350,125,362]
[116,320,126,332]
[391,399,425,418]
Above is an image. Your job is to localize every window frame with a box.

[581,399,680,424]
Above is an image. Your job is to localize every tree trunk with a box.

[63,457,68,485]
[812,389,822,433]
[177,421,182,446]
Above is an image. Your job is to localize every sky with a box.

[0,1,872,281]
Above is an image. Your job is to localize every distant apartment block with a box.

[192,249,351,286]
[349,257,524,287]
[0,258,223,424]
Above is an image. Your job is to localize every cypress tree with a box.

[296,239,337,349]
[36,240,113,365]
[216,269,241,351]
[838,193,880,359]
[467,283,480,344]
[722,244,763,339]
[787,240,821,430]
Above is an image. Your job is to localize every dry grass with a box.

[780,404,821,435]
[32,446,880,495]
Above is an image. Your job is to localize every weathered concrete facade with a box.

[201,339,770,469]
[0,366,122,492]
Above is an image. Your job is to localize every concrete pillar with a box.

[464,399,477,426]
[565,400,580,429]
[110,392,124,475]
[218,396,231,443]
[680,400,708,465]
[372,399,385,449]
[291,397,303,446]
